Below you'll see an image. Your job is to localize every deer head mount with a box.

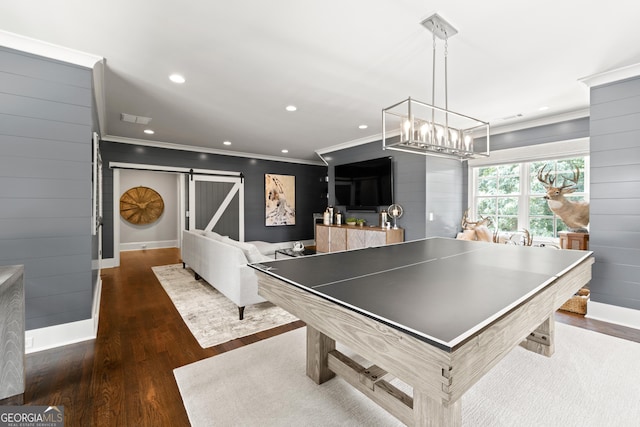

[537,164,589,232]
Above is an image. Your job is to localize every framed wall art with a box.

[265,174,295,226]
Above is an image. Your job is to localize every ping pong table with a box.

[249,237,593,426]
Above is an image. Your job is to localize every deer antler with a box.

[461,209,491,230]
[558,166,580,190]
[537,164,555,188]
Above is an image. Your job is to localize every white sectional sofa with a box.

[181,229,310,320]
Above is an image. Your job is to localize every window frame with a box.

[467,138,589,243]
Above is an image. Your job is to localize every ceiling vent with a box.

[120,113,152,125]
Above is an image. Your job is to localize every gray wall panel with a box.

[594,262,640,285]
[0,199,88,219]
[0,92,92,124]
[0,236,88,260]
[0,47,93,330]
[589,199,640,215]
[0,177,87,198]
[588,129,640,152]
[590,76,640,104]
[0,135,88,162]
[0,47,92,89]
[590,164,640,182]
[590,293,640,311]
[0,71,92,107]
[587,231,640,250]
[26,298,92,331]
[590,96,640,119]
[0,157,90,180]
[590,214,640,232]
[591,112,640,136]
[0,114,89,143]
[590,182,640,199]
[323,142,428,242]
[589,75,640,310]
[0,218,89,239]
[589,246,640,266]
[25,272,92,299]
[590,146,640,167]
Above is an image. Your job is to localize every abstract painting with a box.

[265,174,295,226]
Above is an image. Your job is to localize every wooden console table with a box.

[316,224,404,253]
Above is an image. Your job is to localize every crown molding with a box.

[488,108,590,136]
[0,30,103,68]
[103,135,325,166]
[315,132,384,157]
[579,62,640,88]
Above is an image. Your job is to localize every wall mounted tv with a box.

[334,156,393,210]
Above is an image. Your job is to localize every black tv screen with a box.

[334,157,393,210]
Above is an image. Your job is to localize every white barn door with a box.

[188,174,245,241]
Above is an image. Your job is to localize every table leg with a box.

[306,325,336,384]
[520,315,555,357]
[413,389,461,427]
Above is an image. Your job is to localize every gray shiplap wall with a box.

[323,141,464,241]
[0,47,94,330]
[589,76,640,310]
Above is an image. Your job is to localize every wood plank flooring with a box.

[20,248,640,426]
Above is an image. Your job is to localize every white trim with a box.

[119,240,179,252]
[579,62,640,88]
[101,257,117,269]
[113,168,121,267]
[488,109,590,136]
[467,138,589,167]
[586,301,640,330]
[25,276,102,354]
[103,135,324,166]
[92,62,107,137]
[0,30,103,68]
[315,132,383,156]
[178,174,186,252]
[109,161,241,177]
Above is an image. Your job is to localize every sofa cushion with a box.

[220,237,271,263]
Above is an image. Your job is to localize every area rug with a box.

[174,323,640,426]
[151,264,298,348]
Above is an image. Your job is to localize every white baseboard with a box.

[25,274,102,354]
[119,239,178,252]
[101,257,117,269]
[586,301,640,330]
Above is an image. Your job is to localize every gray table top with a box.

[250,238,592,351]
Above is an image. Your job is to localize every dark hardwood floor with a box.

[20,248,639,426]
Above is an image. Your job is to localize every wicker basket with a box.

[560,288,589,314]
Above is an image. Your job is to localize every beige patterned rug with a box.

[152,264,298,348]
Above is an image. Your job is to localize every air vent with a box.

[120,113,152,125]
[500,113,524,121]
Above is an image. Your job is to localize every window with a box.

[471,156,589,240]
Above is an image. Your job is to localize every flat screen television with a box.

[334,156,393,210]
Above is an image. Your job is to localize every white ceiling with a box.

[2,1,640,163]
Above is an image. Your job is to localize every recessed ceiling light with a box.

[223,141,232,146]
[169,74,186,84]
[281,149,289,153]
[144,129,155,134]
[539,106,549,111]
[358,124,368,129]
[285,105,297,112]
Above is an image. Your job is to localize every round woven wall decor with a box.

[120,186,165,225]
